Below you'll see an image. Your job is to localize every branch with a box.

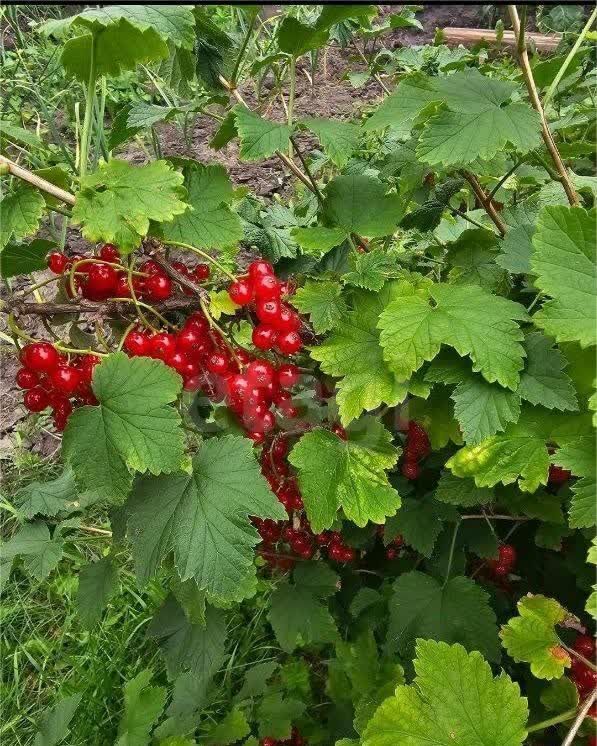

[0,154,76,206]
[507,5,580,206]
[151,255,209,302]
[3,297,202,317]
[460,170,507,236]
[561,689,596,746]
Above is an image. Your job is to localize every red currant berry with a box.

[139,260,162,276]
[260,737,277,746]
[277,363,300,388]
[386,547,398,560]
[84,263,118,300]
[229,278,253,305]
[47,251,69,274]
[252,324,278,350]
[16,368,39,389]
[276,330,302,355]
[144,273,172,301]
[112,274,131,298]
[149,332,177,361]
[123,330,151,357]
[248,260,274,281]
[247,359,275,388]
[256,297,282,325]
[176,326,202,354]
[20,342,59,373]
[407,420,431,459]
[247,430,265,444]
[572,662,597,693]
[206,352,230,375]
[573,634,596,659]
[99,243,120,262]
[253,273,280,300]
[235,348,252,366]
[23,387,49,412]
[185,313,210,335]
[401,460,420,480]
[191,263,209,281]
[328,542,345,562]
[272,304,301,332]
[331,423,347,440]
[548,464,571,486]
[50,365,81,394]
[498,544,517,568]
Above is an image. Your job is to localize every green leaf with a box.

[445,228,507,292]
[276,16,329,57]
[77,558,118,629]
[126,103,181,129]
[324,175,401,238]
[309,285,409,424]
[292,280,347,334]
[401,178,463,232]
[496,199,538,274]
[0,185,45,249]
[161,162,243,251]
[518,332,578,411]
[126,435,285,602]
[447,407,589,493]
[236,661,279,702]
[387,571,500,662]
[363,640,528,746]
[378,282,527,390]
[301,118,359,168]
[268,565,338,653]
[256,693,306,741]
[61,22,168,82]
[289,421,400,532]
[452,377,521,445]
[72,6,196,48]
[148,596,226,681]
[2,522,63,581]
[407,389,462,450]
[16,466,81,519]
[418,69,541,167]
[316,4,377,30]
[208,289,240,321]
[500,595,571,679]
[234,106,293,161]
[568,476,596,529]
[387,498,457,557]
[540,677,579,713]
[33,693,82,746]
[116,669,167,746]
[202,707,250,746]
[362,75,437,132]
[1,238,55,278]
[72,159,187,254]
[63,353,185,506]
[1,120,44,149]
[292,226,347,255]
[434,471,494,507]
[531,206,596,347]
[343,250,399,292]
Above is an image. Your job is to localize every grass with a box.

[0,448,285,745]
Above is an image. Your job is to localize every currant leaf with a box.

[72,159,187,254]
[363,640,527,746]
[500,595,572,679]
[234,106,293,161]
[531,206,596,348]
[386,571,500,662]
[292,279,347,334]
[289,420,400,532]
[126,435,286,601]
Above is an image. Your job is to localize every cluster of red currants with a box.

[228,261,303,355]
[400,420,431,480]
[381,528,404,561]
[261,727,306,746]
[569,634,596,706]
[254,433,356,570]
[48,244,210,302]
[124,313,304,439]
[487,544,517,578]
[15,341,100,430]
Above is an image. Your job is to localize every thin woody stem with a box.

[460,170,507,236]
[507,5,580,206]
